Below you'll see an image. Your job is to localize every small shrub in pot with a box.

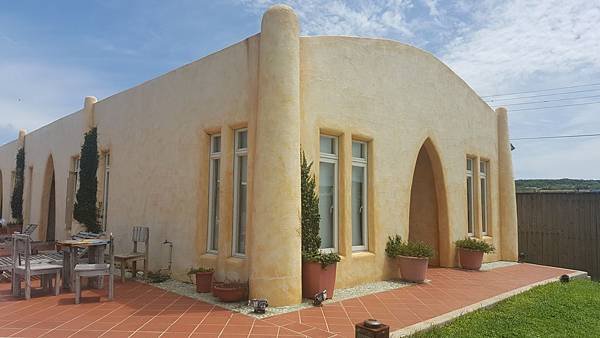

[455,237,495,270]
[386,235,434,283]
[187,267,214,293]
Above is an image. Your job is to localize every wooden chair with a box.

[74,234,114,304]
[114,226,149,282]
[11,234,62,300]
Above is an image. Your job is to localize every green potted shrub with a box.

[212,280,248,302]
[455,237,495,270]
[386,235,434,283]
[187,267,214,293]
[300,151,341,299]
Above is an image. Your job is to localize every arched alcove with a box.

[408,138,450,267]
[40,155,56,241]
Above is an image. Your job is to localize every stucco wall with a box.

[0,140,18,221]
[299,36,503,287]
[93,34,259,280]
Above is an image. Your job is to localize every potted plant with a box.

[455,237,495,270]
[300,151,341,299]
[386,235,434,283]
[187,267,214,293]
[212,280,248,302]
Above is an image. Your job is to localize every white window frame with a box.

[480,160,489,236]
[101,152,110,230]
[319,135,339,252]
[351,141,368,251]
[466,157,474,236]
[207,134,221,253]
[73,157,80,197]
[232,129,248,257]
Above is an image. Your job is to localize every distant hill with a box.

[516,179,600,192]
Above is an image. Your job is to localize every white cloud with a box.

[238,0,415,37]
[441,0,600,95]
[0,61,115,144]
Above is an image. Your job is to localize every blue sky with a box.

[1,1,600,179]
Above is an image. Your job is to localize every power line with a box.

[511,133,600,141]
[509,101,600,112]
[492,94,600,107]
[485,88,600,102]
[481,82,600,98]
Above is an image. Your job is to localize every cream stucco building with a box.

[0,5,518,306]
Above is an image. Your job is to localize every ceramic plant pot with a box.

[212,283,247,302]
[195,271,214,293]
[398,255,429,283]
[302,261,337,299]
[459,248,485,270]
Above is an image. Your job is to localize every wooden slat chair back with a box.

[20,224,38,236]
[74,234,114,304]
[11,234,62,299]
[114,226,149,282]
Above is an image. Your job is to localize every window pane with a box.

[481,177,487,234]
[467,176,473,234]
[480,160,486,174]
[352,166,364,246]
[236,155,247,254]
[320,136,335,155]
[212,136,221,153]
[466,158,472,171]
[237,131,247,150]
[319,161,335,248]
[209,158,220,251]
[352,142,365,158]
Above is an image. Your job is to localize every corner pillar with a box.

[248,5,302,306]
[83,96,98,130]
[497,107,518,261]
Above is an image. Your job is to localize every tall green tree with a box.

[10,147,24,223]
[301,151,321,257]
[74,128,100,233]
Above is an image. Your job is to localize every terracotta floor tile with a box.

[0,328,21,336]
[10,328,50,337]
[70,330,105,337]
[250,325,279,335]
[40,329,79,338]
[194,324,225,334]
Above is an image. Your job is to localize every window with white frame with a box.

[207,134,221,253]
[101,152,110,229]
[480,160,489,236]
[319,135,338,251]
[466,157,474,236]
[233,129,248,256]
[351,141,368,251]
[73,157,80,203]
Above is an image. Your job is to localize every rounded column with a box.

[83,96,98,130]
[497,107,518,261]
[249,4,301,306]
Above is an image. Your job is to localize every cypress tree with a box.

[74,128,100,233]
[301,151,321,258]
[10,147,24,223]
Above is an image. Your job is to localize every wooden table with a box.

[56,239,109,291]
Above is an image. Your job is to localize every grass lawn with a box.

[414,279,600,338]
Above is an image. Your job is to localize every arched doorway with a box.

[408,139,449,267]
[40,155,56,241]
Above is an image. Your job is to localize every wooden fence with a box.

[517,192,600,280]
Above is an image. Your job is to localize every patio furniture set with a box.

[0,224,149,304]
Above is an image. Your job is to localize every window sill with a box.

[352,251,375,259]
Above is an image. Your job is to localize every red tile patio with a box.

[0,263,576,337]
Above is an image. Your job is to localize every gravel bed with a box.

[140,261,518,318]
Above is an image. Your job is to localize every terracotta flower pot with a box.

[302,261,337,299]
[459,248,484,270]
[398,255,429,283]
[195,271,214,293]
[212,283,247,302]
